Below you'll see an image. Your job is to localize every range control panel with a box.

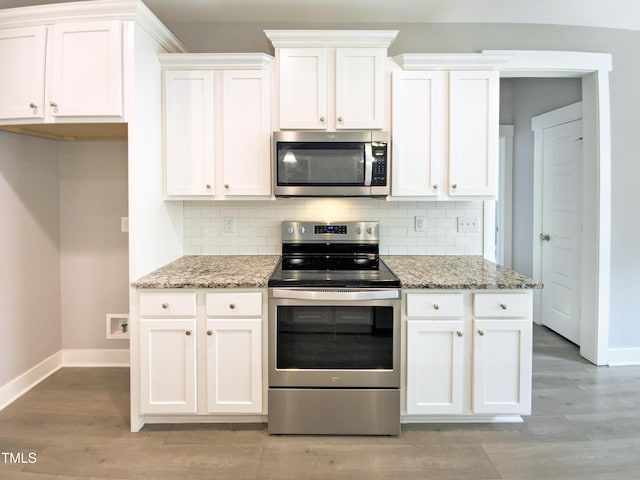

[282,221,379,243]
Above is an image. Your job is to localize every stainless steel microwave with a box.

[273,131,390,197]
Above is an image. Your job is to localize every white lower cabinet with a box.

[137,290,263,418]
[405,290,533,418]
[206,318,262,413]
[140,319,197,414]
[407,320,464,414]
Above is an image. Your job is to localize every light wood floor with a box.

[2,325,640,479]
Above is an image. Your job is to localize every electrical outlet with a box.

[223,217,236,233]
[120,217,129,233]
[457,217,479,233]
[415,215,426,232]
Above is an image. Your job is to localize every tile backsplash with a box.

[183,198,484,256]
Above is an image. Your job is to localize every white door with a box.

[164,70,215,196]
[335,47,384,129]
[140,319,197,414]
[221,70,271,196]
[391,70,444,197]
[406,320,464,414]
[48,21,123,117]
[0,26,46,121]
[206,318,262,413]
[540,119,583,344]
[278,48,327,129]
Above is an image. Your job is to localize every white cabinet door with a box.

[391,70,444,196]
[206,319,262,414]
[472,318,532,414]
[140,319,197,414]
[335,47,384,129]
[279,47,327,129]
[448,70,499,197]
[0,26,46,121]
[48,21,123,117]
[221,70,271,196]
[164,70,215,196]
[407,320,464,414]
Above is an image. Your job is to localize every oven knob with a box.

[300,227,306,234]
[367,227,374,235]
[356,227,362,234]
[287,227,294,234]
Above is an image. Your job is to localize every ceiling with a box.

[2,0,640,31]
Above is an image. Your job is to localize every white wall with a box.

[59,141,129,350]
[184,199,483,256]
[0,132,61,386]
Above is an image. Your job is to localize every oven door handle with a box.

[270,289,399,301]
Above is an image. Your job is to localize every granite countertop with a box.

[132,255,280,289]
[382,255,543,290]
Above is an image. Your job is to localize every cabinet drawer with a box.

[206,292,262,317]
[474,293,530,318]
[139,292,196,317]
[407,293,463,318]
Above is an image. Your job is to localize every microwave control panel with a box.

[371,143,388,186]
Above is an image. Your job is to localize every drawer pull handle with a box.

[433,304,440,310]
[229,303,236,310]
[500,303,508,310]
[456,331,463,337]
[161,303,169,309]
[207,330,213,336]
[478,329,485,336]
[185,330,192,336]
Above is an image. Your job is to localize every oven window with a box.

[276,305,393,369]
[276,142,365,185]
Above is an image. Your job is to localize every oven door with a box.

[268,288,400,389]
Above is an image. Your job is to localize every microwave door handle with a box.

[364,143,373,187]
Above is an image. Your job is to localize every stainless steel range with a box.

[267,221,401,435]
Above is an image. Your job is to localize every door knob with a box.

[540,233,551,241]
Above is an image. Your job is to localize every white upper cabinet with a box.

[278,48,328,129]
[0,26,46,120]
[0,20,123,123]
[164,70,215,196]
[391,55,501,199]
[48,21,123,118]
[160,54,273,199]
[448,70,499,197]
[266,30,398,131]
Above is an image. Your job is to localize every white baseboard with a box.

[61,348,130,367]
[0,351,63,411]
[608,347,640,366]
[0,348,130,411]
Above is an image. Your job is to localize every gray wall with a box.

[500,78,583,277]
[166,21,640,350]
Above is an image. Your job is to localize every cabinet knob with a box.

[206,184,212,189]
[478,329,485,336]
[185,330,192,336]
[319,116,325,122]
[29,102,37,109]
[229,303,236,310]
[433,304,440,310]
[540,233,551,242]
[49,101,58,108]
[337,116,343,122]
[456,331,463,337]
[433,184,439,190]
[207,329,213,336]
[161,303,169,309]
[451,184,458,190]
[500,303,508,310]
[224,184,230,189]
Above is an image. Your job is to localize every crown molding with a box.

[158,53,273,69]
[392,53,511,70]
[264,30,399,48]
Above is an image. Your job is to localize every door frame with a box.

[487,50,612,365]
